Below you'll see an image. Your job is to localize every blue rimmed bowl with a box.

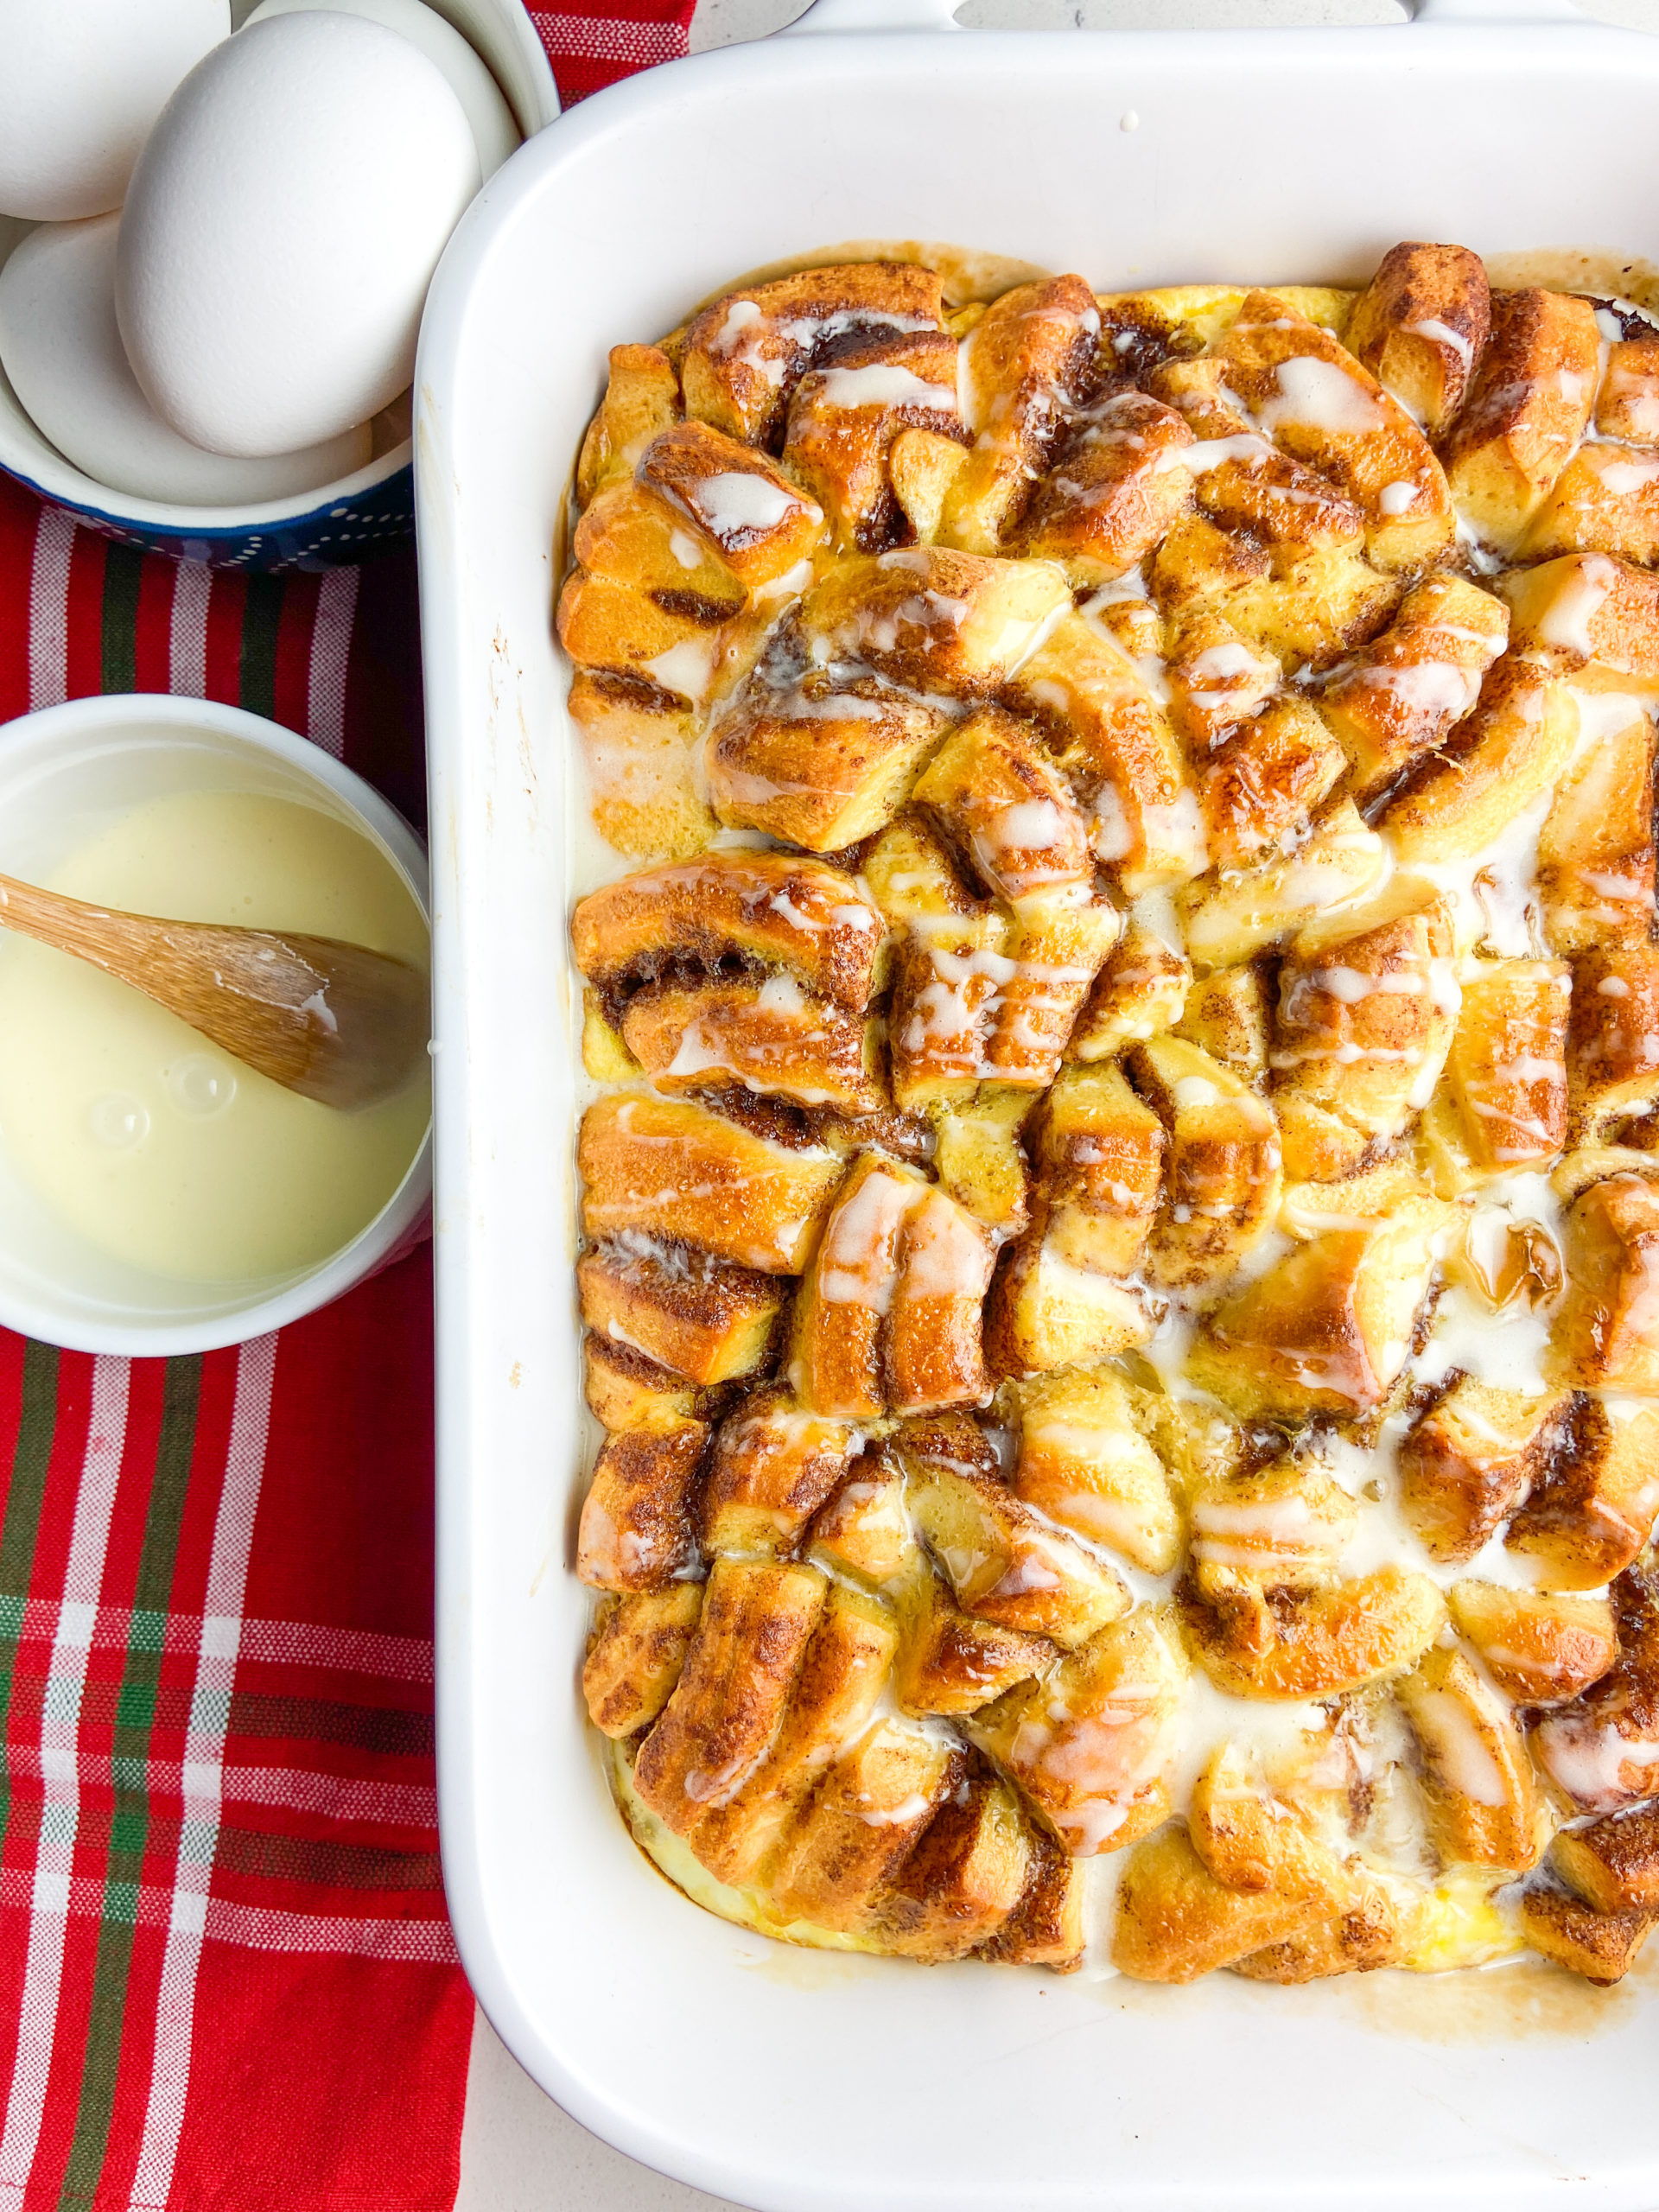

[0,0,557,571]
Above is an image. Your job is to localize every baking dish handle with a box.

[1405,0,1584,19]
[779,0,962,33]
[779,0,1589,23]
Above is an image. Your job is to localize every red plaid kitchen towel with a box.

[531,0,696,104]
[0,6,699,2207]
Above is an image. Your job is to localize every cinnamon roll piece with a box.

[893,1571,1054,1718]
[1186,1194,1449,1420]
[577,1242,784,1386]
[805,1461,913,1588]
[1196,694,1347,873]
[1197,289,1457,571]
[576,342,682,505]
[578,1094,844,1274]
[1188,1454,1357,1626]
[566,671,712,860]
[620,979,880,1116]
[638,420,826,587]
[1538,709,1657,953]
[556,566,740,699]
[708,650,952,853]
[897,1413,1129,1651]
[1507,1392,1659,1585]
[797,545,1071,699]
[788,1154,994,1419]
[1440,289,1600,554]
[1066,923,1190,1061]
[1179,1566,1445,1701]
[974,1609,1186,1857]
[1269,877,1459,1182]
[1173,963,1270,1084]
[1129,1035,1283,1288]
[1502,550,1659,688]
[1344,241,1491,439]
[573,849,886,1014]
[1008,609,1203,895]
[1521,1885,1656,1986]
[1567,944,1659,1144]
[985,1064,1163,1378]
[866,810,1118,1107]
[582,1586,705,1740]
[874,1772,1039,1963]
[938,274,1103,552]
[575,852,888,1112]
[910,703,1092,906]
[632,1556,829,1834]
[1018,390,1196,583]
[573,476,749,616]
[1164,613,1281,757]
[700,1386,862,1558]
[1317,571,1509,805]
[784,327,964,550]
[1176,799,1387,973]
[1596,335,1659,444]
[1552,1799,1659,1916]
[1423,957,1569,1187]
[766,1721,963,1933]
[1110,1814,1336,1991]
[1521,439,1659,567]
[577,1423,710,1593]
[1448,1582,1618,1707]
[977,1830,1084,1969]
[680,262,946,449]
[582,1333,734,1436]
[1399,1379,1569,1566]
[1530,1561,1659,1814]
[677,1584,899,1888]
[1009,1367,1181,1574]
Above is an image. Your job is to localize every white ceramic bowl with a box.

[0,0,558,570]
[0,693,432,1354]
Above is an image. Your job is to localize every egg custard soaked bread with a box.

[558,243,1659,1988]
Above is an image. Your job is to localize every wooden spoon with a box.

[0,872,429,1112]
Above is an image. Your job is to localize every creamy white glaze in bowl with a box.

[0,693,432,1353]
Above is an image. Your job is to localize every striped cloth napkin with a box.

[0,5,695,2206]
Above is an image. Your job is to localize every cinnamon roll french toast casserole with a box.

[556,242,1659,1988]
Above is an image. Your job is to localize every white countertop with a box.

[456,0,1659,2200]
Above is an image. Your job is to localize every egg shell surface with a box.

[0,0,230,221]
[115,10,480,458]
[244,0,520,179]
[0,216,372,508]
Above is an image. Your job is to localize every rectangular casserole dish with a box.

[416,4,1659,2203]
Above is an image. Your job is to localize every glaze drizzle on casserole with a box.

[560,244,1659,1986]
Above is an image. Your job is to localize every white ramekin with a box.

[0,693,432,1355]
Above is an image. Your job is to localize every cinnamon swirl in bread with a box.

[563,242,1659,1987]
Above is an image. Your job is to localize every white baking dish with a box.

[416,4,1659,2204]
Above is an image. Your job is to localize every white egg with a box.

[115,10,479,459]
[0,0,230,221]
[244,0,520,180]
[0,216,372,507]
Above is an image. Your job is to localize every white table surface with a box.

[454,0,1659,2200]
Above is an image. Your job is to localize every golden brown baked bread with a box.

[563,240,1659,1986]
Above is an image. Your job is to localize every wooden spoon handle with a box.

[0,872,148,976]
[0,870,428,1111]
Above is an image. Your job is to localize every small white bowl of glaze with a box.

[0,0,557,570]
[0,694,432,1354]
